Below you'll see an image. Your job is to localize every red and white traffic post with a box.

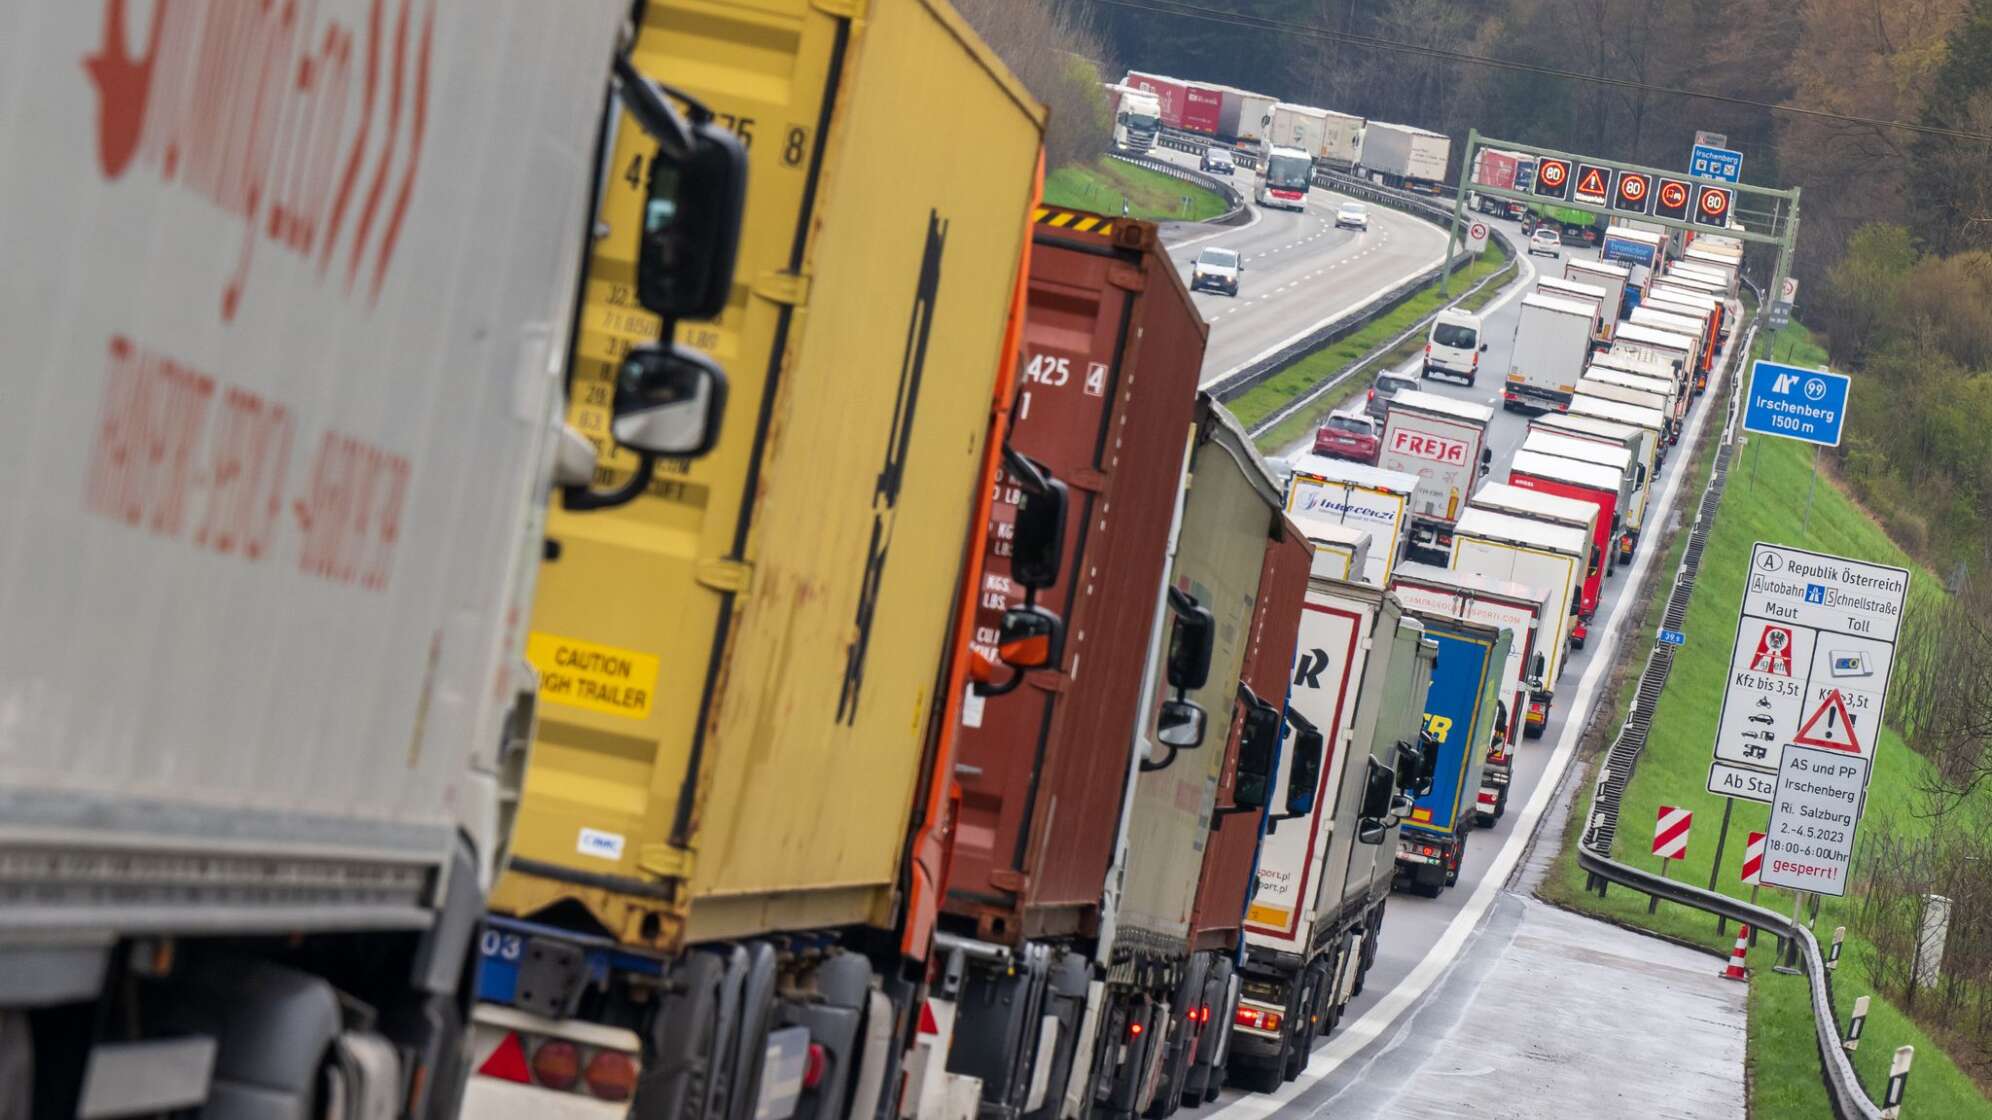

[1650,806,1690,913]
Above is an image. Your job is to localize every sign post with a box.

[1706,543,1911,802]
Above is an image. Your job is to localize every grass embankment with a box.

[1240,238,1515,453]
[1540,322,1991,1118]
[1043,158,1228,222]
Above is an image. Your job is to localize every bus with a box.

[1258,144,1314,211]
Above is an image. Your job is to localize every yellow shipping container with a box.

[492,0,1045,951]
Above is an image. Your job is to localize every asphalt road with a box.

[1203,211,1745,1117]
[1142,148,1452,388]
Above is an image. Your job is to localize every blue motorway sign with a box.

[1690,144,1742,183]
[1658,628,1687,646]
[1743,360,1850,447]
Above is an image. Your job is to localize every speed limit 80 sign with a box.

[1695,183,1735,227]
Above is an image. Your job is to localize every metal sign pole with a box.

[1441,129,1477,298]
[1708,798,1735,934]
[1801,445,1821,536]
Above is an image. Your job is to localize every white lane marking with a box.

[1200,304,1727,1120]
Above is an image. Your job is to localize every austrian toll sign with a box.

[1707,543,1910,802]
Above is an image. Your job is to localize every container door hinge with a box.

[638,844,695,880]
[1106,264,1146,292]
[696,558,753,594]
[990,869,1029,893]
[752,270,811,307]
[812,0,868,16]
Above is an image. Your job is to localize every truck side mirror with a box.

[972,605,1066,698]
[1005,450,1068,593]
[635,112,747,321]
[1480,342,1490,353]
[1166,589,1215,692]
[1284,722,1324,816]
[1231,695,1283,812]
[1413,727,1440,796]
[1156,700,1207,750]
[611,343,729,460]
[1529,651,1548,687]
[1357,758,1397,844]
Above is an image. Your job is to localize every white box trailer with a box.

[1314,108,1366,170]
[1380,389,1495,554]
[1505,294,1596,413]
[1588,359,1685,424]
[1450,506,1588,730]
[0,0,629,1110]
[1300,517,1373,581]
[1564,258,1631,330]
[1682,246,1741,296]
[1523,428,1644,544]
[1361,121,1451,189]
[1630,304,1715,391]
[1222,88,1280,145]
[1531,412,1657,527]
[1536,276,1610,346]
[1285,455,1419,586]
[1567,394,1672,471]
[1267,103,1330,161]
[1612,323,1698,392]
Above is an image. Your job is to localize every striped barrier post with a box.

[1844,995,1870,1052]
[1650,806,1690,913]
[1880,1045,1913,1119]
[1741,831,1765,945]
[1827,925,1846,973]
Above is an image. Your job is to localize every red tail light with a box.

[1367,388,1375,402]
[1129,1020,1145,1038]
[802,1043,828,1090]
[532,1040,581,1091]
[585,1051,638,1102]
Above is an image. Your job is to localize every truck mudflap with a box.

[941,939,1089,1120]
[1524,691,1552,740]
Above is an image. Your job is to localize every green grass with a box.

[1043,158,1228,222]
[1241,239,1514,453]
[1540,320,1991,1117]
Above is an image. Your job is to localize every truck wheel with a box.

[1446,834,1467,887]
[1281,1028,1306,1082]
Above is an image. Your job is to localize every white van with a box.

[1424,309,1487,384]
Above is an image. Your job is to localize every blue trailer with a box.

[1393,615,1511,897]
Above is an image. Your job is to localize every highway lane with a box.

[1210,213,1741,1116]
[1139,148,1453,388]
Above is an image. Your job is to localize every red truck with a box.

[1182,81,1225,134]
[935,208,1208,1120]
[1503,449,1623,648]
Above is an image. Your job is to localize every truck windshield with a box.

[1123,111,1158,130]
[1264,153,1312,191]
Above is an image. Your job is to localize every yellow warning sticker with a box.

[527,632,659,720]
[1246,903,1291,928]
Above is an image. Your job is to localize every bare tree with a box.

[955,0,1115,169]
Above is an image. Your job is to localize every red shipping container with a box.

[944,209,1208,944]
[1474,149,1520,191]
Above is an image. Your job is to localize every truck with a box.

[1681,246,1741,297]
[1647,283,1729,345]
[1472,467,1604,637]
[1504,294,1595,413]
[1565,258,1633,326]
[1110,85,1165,153]
[1450,506,1588,737]
[1505,446,1623,648]
[1313,109,1368,172]
[1535,275,1611,348]
[476,4,1048,1117]
[1523,428,1644,564]
[1085,400,1299,1120]
[1360,121,1451,193]
[1230,571,1434,1089]
[1643,288,1724,358]
[1182,81,1225,135]
[1389,564,1553,823]
[1393,617,1510,895]
[1469,147,1532,217]
[0,4,666,1115]
[1221,87,1280,146]
[1266,103,1330,164]
[1531,411,1659,526]
[1607,324,1699,402]
[1125,70,1189,129]
[1258,144,1316,211]
[1630,304,1715,390]
[1567,395,1672,476]
[938,210,1206,1120]
[1379,389,1495,562]
[1303,522,1372,580]
[1283,456,1418,587]
[1171,514,1316,1105]
[1580,373,1681,445]
[1601,224,1664,274]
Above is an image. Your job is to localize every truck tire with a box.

[1281,1026,1306,1082]
[1234,1053,1283,1094]
[1445,833,1467,887]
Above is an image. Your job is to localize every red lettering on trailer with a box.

[1390,428,1469,466]
[83,0,435,321]
[83,333,408,591]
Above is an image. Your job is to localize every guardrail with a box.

[1104,149,1248,224]
[1571,279,1886,1119]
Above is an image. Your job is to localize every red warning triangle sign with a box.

[1793,690,1862,753]
[476,1029,532,1082]
[1577,167,1608,196]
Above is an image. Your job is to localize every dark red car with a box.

[1313,410,1381,464]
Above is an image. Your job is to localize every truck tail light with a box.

[531,1040,581,1091]
[1233,1007,1283,1032]
[585,1050,639,1102]
[802,1042,829,1090]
